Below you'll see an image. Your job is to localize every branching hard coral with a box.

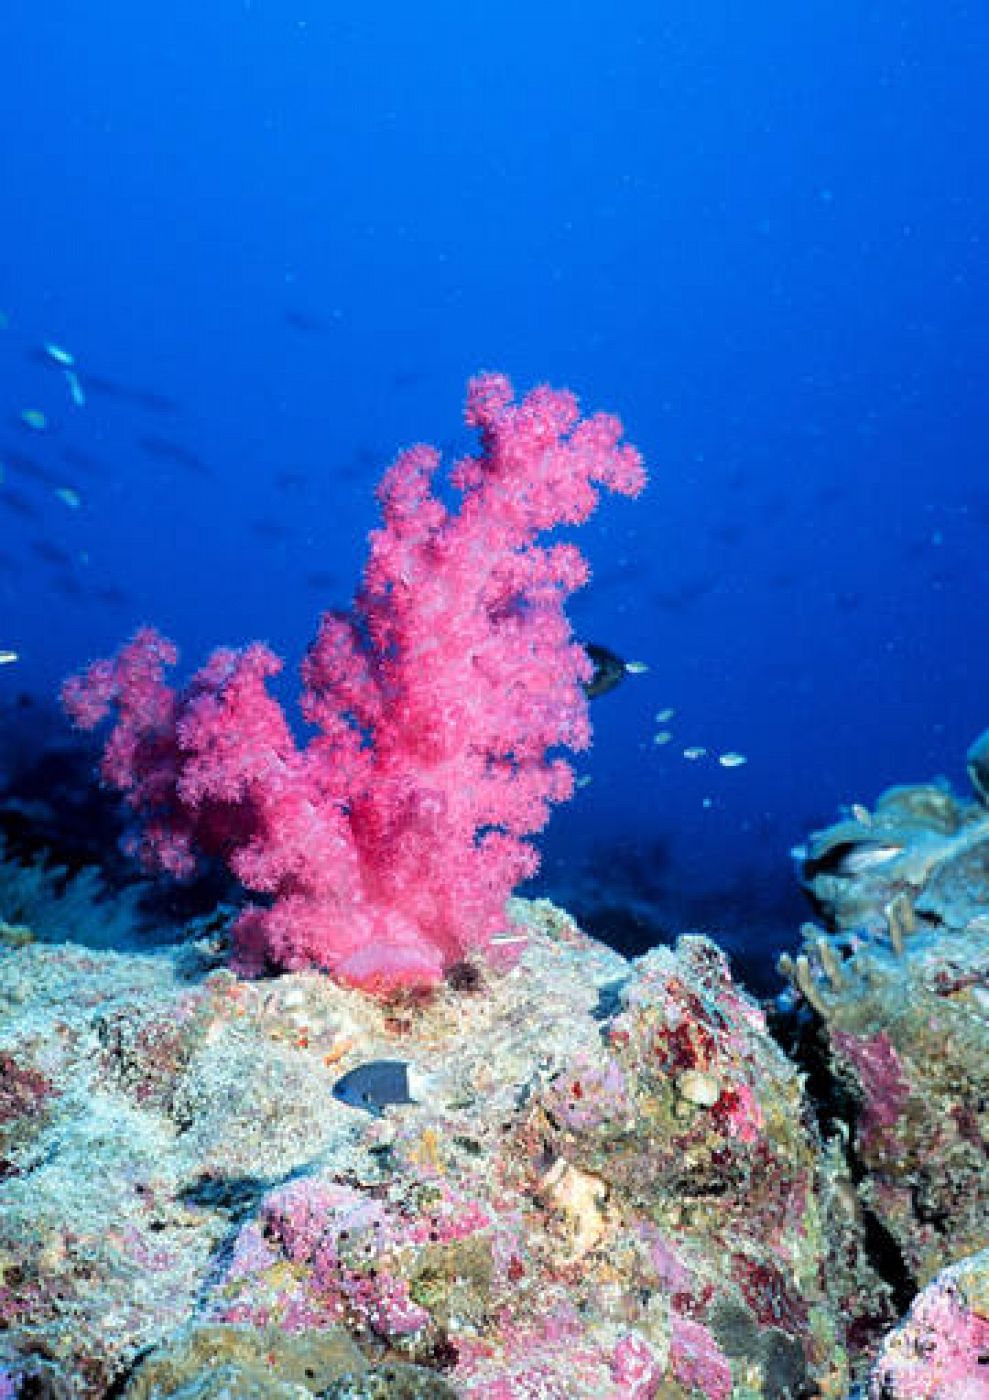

[63,374,644,992]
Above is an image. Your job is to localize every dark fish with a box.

[710,521,745,547]
[50,573,85,600]
[3,449,62,488]
[283,308,327,334]
[86,374,179,413]
[304,570,341,591]
[332,1060,417,1117]
[652,577,715,613]
[0,488,41,519]
[392,369,427,391]
[581,643,647,700]
[93,584,130,608]
[274,470,309,493]
[137,435,210,475]
[338,444,381,480]
[30,539,74,568]
[249,519,292,542]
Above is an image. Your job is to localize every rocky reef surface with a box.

[1,739,988,1398]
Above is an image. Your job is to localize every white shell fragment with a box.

[676,1069,721,1107]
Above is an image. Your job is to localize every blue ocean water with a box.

[1,2,986,981]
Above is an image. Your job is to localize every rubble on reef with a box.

[1,738,988,1397]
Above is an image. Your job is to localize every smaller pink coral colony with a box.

[63,374,645,992]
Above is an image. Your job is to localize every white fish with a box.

[839,843,905,874]
[683,746,707,760]
[45,342,75,367]
[64,369,86,406]
[718,752,747,768]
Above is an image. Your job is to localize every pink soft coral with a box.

[63,373,644,991]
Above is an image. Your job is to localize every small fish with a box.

[718,752,747,768]
[249,519,293,542]
[0,650,18,664]
[683,746,707,760]
[850,803,872,826]
[283,308,328,334]
[55,486,82,509]
[137,434,210,474]
[582,643,647,699]
[64,370,86,407]
[0,488,41,519]
[838,842,905,875]
[31,539,73,568]
[20,409,47,431]
[656,707,675,723]
[93,584,130,608]
[85,374,179,413]
[653,730,673,745]
[274,469,309,493]
[332,1059,418,1117]
[45,342,75,367]
[3,448,61,487]
[304,570,341,591]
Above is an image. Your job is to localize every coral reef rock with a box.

[784,773,989,1296]
[2,897,853,1398]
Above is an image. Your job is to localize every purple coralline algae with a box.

[867,1248,989,1398]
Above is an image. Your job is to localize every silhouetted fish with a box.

[582,643,648,699]
[283,308,327,334]
[249,519,292,542]
[50,573,85,600]
[304,570,341,591]
[30,540,74,569]
[652,577,715,612]
[710,521,745,547]
[92,584,130,608]
[274,469,309,494]
[0,489,41,519]
[392,369,428,391]
[2,448,62,488]
[86,374,179,413]
[137,435,210,475]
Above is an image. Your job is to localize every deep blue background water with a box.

[1,2,986,976]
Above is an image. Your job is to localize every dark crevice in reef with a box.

[767,999,917,1318]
